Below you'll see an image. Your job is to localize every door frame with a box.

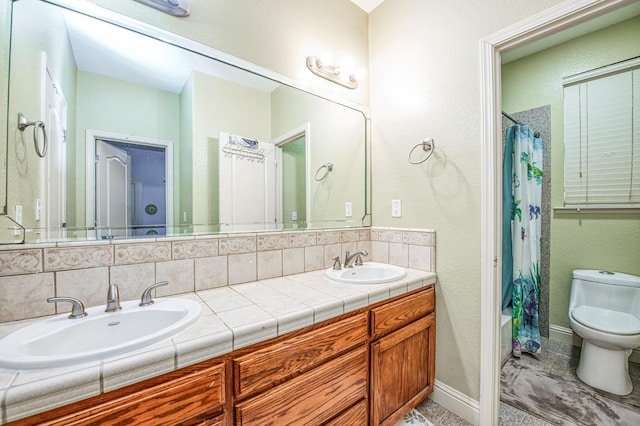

[85,129,174,239]
[479,0,636,424]
[40,52,68,240]
[272,122,311,229]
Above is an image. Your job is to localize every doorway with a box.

[86,130,173,239]
[480,1,639,424]
[273,123,311,230]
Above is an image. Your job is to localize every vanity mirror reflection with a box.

[3,0,369,244]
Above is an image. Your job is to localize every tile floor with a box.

[414,337,640,425]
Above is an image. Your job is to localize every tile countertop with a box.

[0,266,436,425]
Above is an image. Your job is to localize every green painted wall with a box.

[502,16,640,329]
[75,71,181,230]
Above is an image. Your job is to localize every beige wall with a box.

[368,0,564,401]
[502,16,640,329]
[91,0,369,107]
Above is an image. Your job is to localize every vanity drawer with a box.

[235,346,368,426]
[233,312,368,398]
[371,287,434,340]
[324,399,368,425]
[30,362,226,426]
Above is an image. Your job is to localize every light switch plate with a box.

[391,199,402,218]
[345,202,352,217]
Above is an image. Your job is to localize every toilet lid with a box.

[571,306,640,335]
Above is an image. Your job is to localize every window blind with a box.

[563,63,639,206]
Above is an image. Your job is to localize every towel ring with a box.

[408,138,434,165]
[314,162,333,181]
[18,112,48,158]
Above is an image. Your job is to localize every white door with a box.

[95,140,132,239]
[219,132,277,232]
[43,68,67,240]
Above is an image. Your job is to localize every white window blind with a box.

[563,60,639,206]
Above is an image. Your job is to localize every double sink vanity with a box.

[0,263,436,425]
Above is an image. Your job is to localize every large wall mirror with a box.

[3,0,370,244]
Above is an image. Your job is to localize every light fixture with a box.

[134,0,190,17]
[306,56,358,89]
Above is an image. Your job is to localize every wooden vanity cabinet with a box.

[370,287,436,426]
[8,286,435,426]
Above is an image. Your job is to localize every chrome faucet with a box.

[139,281,169,306]
[47,296,88,319]
[105,283,122,312]
[344,250,368,268]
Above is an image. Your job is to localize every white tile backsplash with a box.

[0,227,435,323]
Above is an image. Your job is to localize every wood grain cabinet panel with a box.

[233,312,368,399]
[371,313,436,426]
[235,346,368,426]
[324,399,368,426]
[371,287,435,340]
[10,363,226,426]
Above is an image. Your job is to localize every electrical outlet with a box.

[391,199,402,218]
[183,211,187,223]
[292,211,298,221]
[345,202,352,217]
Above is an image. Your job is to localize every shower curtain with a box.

[502,124,542,357]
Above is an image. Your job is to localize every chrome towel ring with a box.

[314,162,333,181]
[18,112,48,158]
[408,138,434,165]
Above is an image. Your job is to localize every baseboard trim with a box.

[429,380,479,425]
[549,324,640,364]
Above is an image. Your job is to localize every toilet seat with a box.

[571,305,640,335]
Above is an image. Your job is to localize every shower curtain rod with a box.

[502,111,521,124]
[502,111,540,138]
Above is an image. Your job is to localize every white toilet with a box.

[568,269,640,395]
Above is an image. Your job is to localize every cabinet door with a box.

[371,313,435,426]
[235,346,367,426]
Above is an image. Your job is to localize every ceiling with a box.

[350,0,385,13]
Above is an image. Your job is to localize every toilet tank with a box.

[569,270,640,316]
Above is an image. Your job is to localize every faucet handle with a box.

[332,256,342,270]
[139,281,169,306]
[47,297,88,319]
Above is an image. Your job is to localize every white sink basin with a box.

[0,298,201,369]
[325,262,407,284]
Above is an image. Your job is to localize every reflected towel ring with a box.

[408,138,434,165]
[314,162,333,181]
[18,112,48,158]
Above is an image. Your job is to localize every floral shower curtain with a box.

[503,124,543,357]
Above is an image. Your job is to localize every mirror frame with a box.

[2,0,372,244]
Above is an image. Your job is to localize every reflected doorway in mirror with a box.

[86,130,174,240]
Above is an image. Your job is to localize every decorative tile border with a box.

[114,242,172,265]
[44,246,114,272]
[172,239,219,259]
[0,250,42,276]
